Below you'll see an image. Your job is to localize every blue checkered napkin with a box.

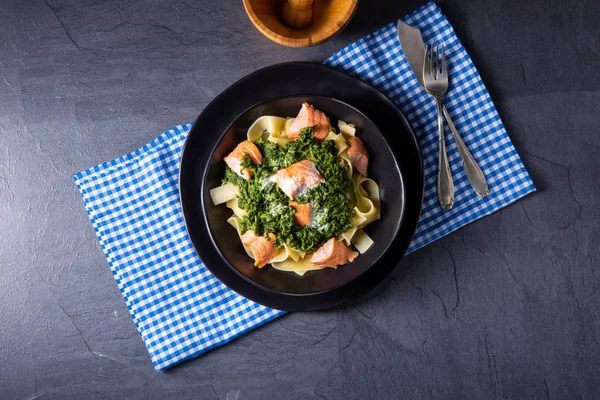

[325,1,535,253]
[73,126,284,370]
[73,2,534,371]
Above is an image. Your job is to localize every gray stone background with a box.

[1,0,599,398]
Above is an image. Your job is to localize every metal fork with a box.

[423,44,454,210]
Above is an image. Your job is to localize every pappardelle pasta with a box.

[210,103,380,276]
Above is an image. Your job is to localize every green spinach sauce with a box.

[223,128,355,252]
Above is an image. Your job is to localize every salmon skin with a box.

[311,238,358,268]
[288,103,330,141]
[275,160,324,199]
[241,230,278,268]
[347,136,369,176]
[224,140,263,180]
[289,201,312,226]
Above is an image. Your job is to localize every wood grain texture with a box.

[0,0,599,398]
[243,0,358,47]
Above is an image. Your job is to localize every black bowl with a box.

[204,96,403,295]
[179,62,423,311]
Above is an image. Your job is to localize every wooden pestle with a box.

[282,0,314,28]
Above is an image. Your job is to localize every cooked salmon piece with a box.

[275,160,324,199]
[288,103,330,141]
[241,230,278,268]
[311,238,358,268]
[224,140,263,180]
[289,201,312,226]
[347,136,369,176]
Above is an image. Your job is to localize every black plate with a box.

[179,62,423,311]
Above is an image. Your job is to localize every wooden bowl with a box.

[243,0,358,48]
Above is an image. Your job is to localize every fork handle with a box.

[442,105,490,198]
[436,99,454,210]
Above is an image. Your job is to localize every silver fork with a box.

[423,44,454,210]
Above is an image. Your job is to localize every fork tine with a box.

[441,44,447,76]
[433,45,439,79]
[429,45,434,76]
[431,45,435,76]
[429,45,434,77]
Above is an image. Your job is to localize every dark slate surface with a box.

[1,0,598,398]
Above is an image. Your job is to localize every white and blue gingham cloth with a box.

[73,2,535,370]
